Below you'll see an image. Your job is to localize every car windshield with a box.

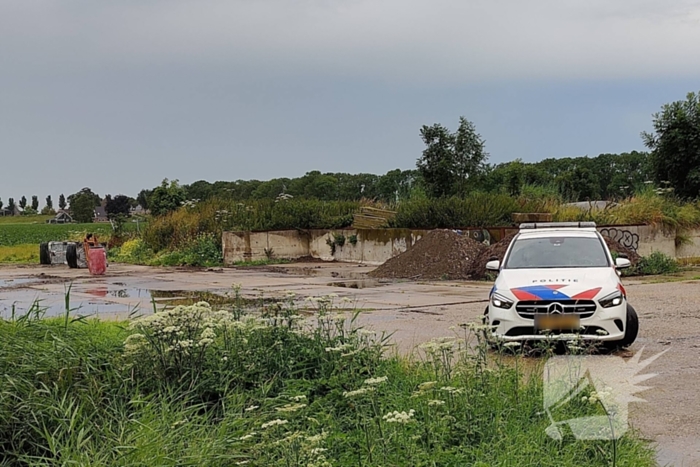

[504,236,609,269]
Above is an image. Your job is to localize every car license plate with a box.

[534,314,580,331]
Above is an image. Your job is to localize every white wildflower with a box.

[276,403,307,413]
[245,405,260,412]
[325,343,353,352]
[306,432,328,444]
[310,448,327,455]
[503,342,521,348]
[596,329,609,335]
[343,387,375,398]
[382,409,416,424]
[428,400,446,406]
[440,386,464,395]
[239,432,257,440]
[290,395,307,402]
[261,419,288,429]
[364,376,388,386]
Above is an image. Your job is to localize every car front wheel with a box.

[607,303,638,350]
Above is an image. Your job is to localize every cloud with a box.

[2,0,700,84]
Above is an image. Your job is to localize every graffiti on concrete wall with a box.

[599,227,639,252]
[455,229,492,245]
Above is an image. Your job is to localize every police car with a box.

[484,222,638,348]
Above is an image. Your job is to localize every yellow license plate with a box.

[534,314,580,331]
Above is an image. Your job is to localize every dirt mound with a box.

[468,233,518,280]
[368,230,486,280]
[601,235,641,265]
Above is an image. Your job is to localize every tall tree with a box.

[19,196,27,209]
[46,195,53,210]
[452,117,489,196]
[8,198,15,215]
[642,91,700,199]
[31,195,39,211]
[68,188,101,223]
[149,179,186,216]
[136,189,151,210]
[0,198,3,211]
[416,117,488,198]
[59,194,66,210]
[105,194,132,219]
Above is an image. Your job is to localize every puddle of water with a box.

[327,280,385,289]
[0,278,40,288]
[80,287,153,299]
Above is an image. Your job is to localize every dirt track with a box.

[1,262,699,465]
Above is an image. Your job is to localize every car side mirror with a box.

[486,260,500,271]
[615,257,631,269]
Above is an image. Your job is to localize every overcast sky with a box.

[2,0,700,204]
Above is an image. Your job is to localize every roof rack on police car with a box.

[519,222,597,229]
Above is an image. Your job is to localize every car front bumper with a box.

[487,302,627,342]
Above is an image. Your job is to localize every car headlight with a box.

[491,293,514,309]
[598,291,624,308]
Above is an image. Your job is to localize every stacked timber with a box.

[352,207,397,229]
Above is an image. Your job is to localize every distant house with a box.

[93,206,109,223]
[130,204,147,216]
[47,210,73,224]
[1,205,22,216]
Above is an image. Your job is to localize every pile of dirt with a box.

[467,233,518,280]
[368,230,486,280]
[601,235,641,266]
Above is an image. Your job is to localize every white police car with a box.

[484,222,637,348]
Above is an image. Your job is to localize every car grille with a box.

[515,300,597,319]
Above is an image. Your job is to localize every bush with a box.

[150,233,223,267]
[390,193,519,228]
[108,238,155,264]
[635,251,680,275]
[143,198,359,251]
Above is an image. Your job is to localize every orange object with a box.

[87,247,107,275]
[83,234,107,275]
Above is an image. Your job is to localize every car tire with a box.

[66,243,79,269]
[607,303,639,350]
[39,243,51,265]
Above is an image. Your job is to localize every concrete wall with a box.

[223,225,700,266]
[223,229,430,265]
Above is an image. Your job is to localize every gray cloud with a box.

[3,0,700,83]
[1,1,699,201]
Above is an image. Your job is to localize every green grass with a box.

[0,295,656,466]
[0,244,39,263]
[0,222,139,246]
[0,215,52,224]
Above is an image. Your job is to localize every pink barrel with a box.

[88,247,107,275]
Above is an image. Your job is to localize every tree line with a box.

[133,150,653,214]
[3,91,697,222]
